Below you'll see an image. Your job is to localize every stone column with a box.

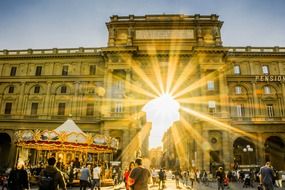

[256,133,264,166]
[122,128,130,169]
[222,130,231,170]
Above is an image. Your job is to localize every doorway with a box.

[0,133,11,170]
[265,136,285,170]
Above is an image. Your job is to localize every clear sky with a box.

[0,0,285,50]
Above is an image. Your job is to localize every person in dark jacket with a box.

[216,167,225,190]
[8,161,29,190]
[39,157,67,190]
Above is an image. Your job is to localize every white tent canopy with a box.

[53,118,85,134]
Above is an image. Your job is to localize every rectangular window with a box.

[62,66,68,76]
[61,86,67,93]
[207,80,215,91]
[262,65,269,75]
[115,80,124,90]
[208,101,216,114]
[34,86,40,93]
[235,86,242,94]
[31,103,38,115]
[57,103,65,115]
[89,65,96,75]
[35,66,42,76]
[236,104,245,117]
[234,65,241,75]
[264,86,271,94]
[86,103,94,116]
[115,102,123,113]
[266,104,274,117]
[4,102,12,114]
[8,86,14,93]
[10,67,17,76]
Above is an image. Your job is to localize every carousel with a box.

[15,118,119,186]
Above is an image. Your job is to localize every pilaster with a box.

[43,81,52,116]
[202,129,210,171]
[16,82,26,115]
[252,82,260,116]
[219,68,229,117]
[71,81,80,117]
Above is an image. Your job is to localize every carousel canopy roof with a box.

[54,118,85,134]
[15,118,119,153]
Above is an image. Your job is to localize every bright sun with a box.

[143,93,180,148]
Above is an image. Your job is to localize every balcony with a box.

[231,116,285,123]
[0,114,100,122]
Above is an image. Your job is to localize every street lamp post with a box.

[243,145,254,165]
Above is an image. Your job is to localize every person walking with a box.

[174,169,181,188]
[189,169,196,189]
[158,168,166,189]
[124,162,135,190]
[259,162,275,190]
[8,161,29,190]
[128,158,151,190]
[276,170,283,188]
[92,164,102,190]
[39,157,67,190]
[216,167,225,190]
[79,164,91,190]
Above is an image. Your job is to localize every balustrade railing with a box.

[0,47,103,56]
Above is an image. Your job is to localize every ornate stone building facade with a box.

[1,14,285,172]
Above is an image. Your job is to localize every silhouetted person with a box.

[8,161,29,190]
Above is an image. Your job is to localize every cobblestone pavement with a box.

[2,180,285,189]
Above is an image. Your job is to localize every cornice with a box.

[225,46,285,57]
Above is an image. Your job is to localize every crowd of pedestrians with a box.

[1,157,284,190]
[1,156,106,190]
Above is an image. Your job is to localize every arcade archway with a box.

[265,136,285,170]
[233,137,256,166]
[0,133,11,170]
